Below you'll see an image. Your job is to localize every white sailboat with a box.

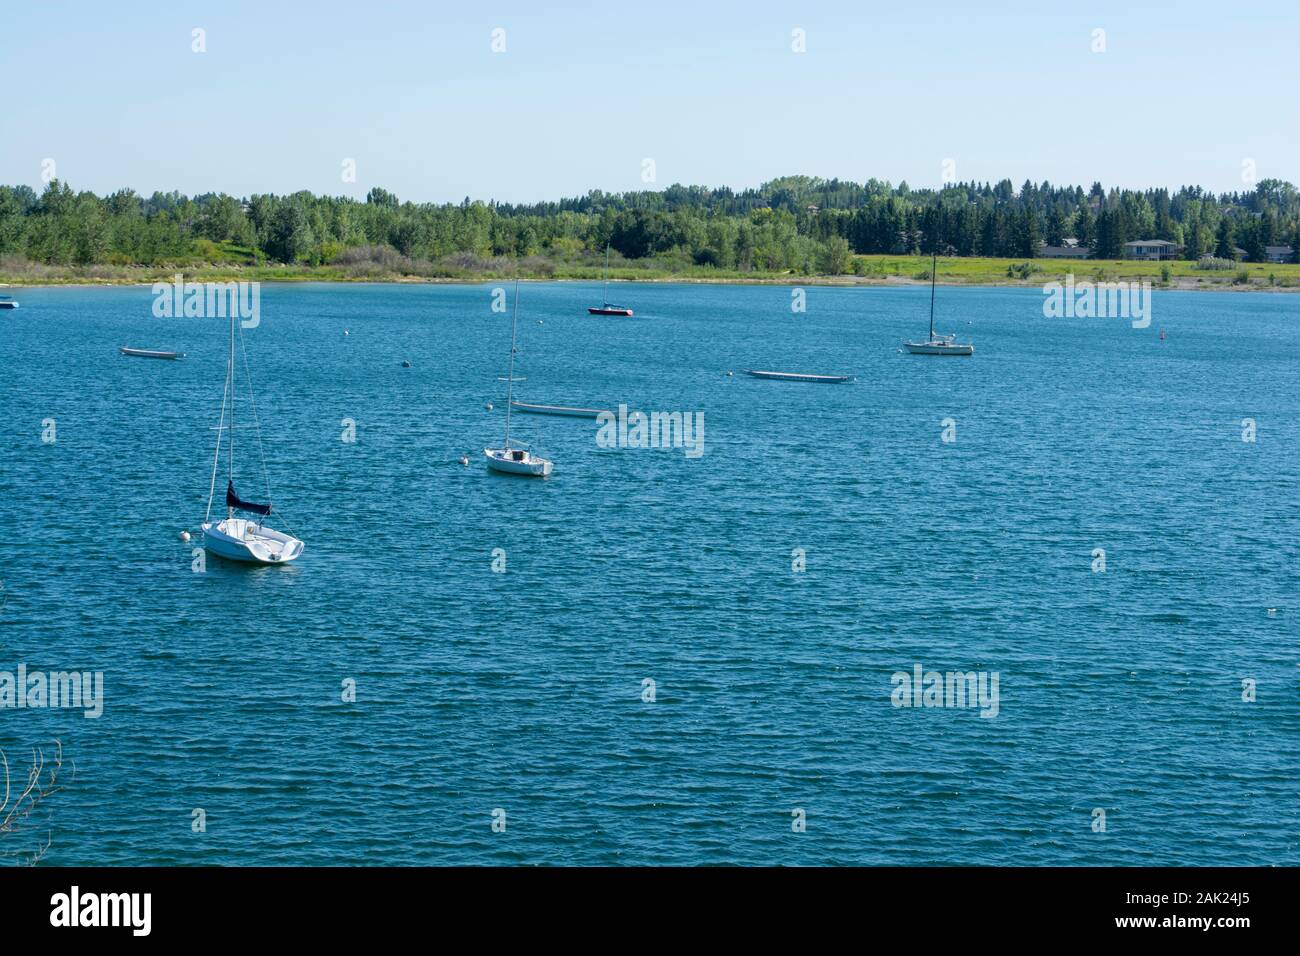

[200,309,304,563]
[485,283,553,477]
[904,248,974,356]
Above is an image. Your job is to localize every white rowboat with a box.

[121,347,185,360]
[743,369,854,383]
[510,401,609,419]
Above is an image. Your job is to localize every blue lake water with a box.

[0,280,1296,865]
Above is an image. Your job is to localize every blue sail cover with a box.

[226,480,271,516]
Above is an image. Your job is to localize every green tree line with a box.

[2,174,1299,271]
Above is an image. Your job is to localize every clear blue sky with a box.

[4,0,1297,203]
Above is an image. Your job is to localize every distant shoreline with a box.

[5,251,1299,294]
[4,272,1299,293]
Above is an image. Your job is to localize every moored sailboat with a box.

[587,245,634,316]
[904,247,974,356]
[486,283,553,477]
[200,309,304,563]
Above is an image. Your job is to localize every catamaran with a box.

[587,245,634,316]
[200,309,304,563]
[486,283,553,477]
[904,248,974,356]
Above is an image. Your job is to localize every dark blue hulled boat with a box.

[587,245,634,316]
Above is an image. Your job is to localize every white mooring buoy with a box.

[179,530,191,542]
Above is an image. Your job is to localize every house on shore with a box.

[1265,245,1294,264]
[1202,247,1248,262]
[1123,240,1183,261]
[1038,238,1090,259]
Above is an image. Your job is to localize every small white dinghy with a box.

[744,369,854,383]
[199,308,304,564]
[121,346,185,360]
[485,282,553,478]
[510,401,609,419]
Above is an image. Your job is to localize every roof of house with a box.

[1265,245,1294,254]
[1124,239,1177,247]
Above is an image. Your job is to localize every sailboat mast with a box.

[504,280,519,448]
[604,244,612,304]
[929,246,937,340]
[227,307,235,516]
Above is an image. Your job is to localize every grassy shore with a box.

[3,252,1299,291]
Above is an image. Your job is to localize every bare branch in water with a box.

[0,741,68,866]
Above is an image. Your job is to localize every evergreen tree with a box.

[1073,206,1096,249]
[1215,219,1237,259]
[1011,207,1041,258]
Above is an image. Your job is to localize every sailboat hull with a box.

[484,448,553,477]
[903,341,974,356]
[587,307,633,316]
[202,519,304,564]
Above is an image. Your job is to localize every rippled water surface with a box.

[0,281,1296,865]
